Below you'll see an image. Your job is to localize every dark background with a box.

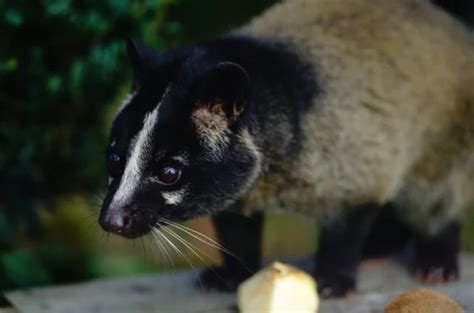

[0,0,473,302]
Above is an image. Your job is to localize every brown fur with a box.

[384,289,464,313]
[192,103,231,160]
[237,0,474,232]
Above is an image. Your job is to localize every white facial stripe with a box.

[114,90,138,119]
[110,85,171,207]
[111,107,159,206]
[162,189,186,205]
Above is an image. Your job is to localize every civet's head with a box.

[99,40,261,238]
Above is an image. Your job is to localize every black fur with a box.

[362,204,412,258]
[189,35,318,159]
[411,221,461,283]
[432,0,474,26]
[315,205,380,298]
[200,209,264,291]
[100,35,318,237]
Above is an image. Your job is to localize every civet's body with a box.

[100,0,474,297]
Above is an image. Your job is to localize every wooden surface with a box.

[5,254,474,313]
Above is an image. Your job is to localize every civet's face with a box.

[99,40,260,238]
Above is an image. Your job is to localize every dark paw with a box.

[314,272,356,299]
[198,267,252,292]
[411,255,459,284]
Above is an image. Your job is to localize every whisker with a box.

[156,228,191,269]
[162,226,230,289]
[140,237,148,265]
[162,226,219,266]
[150,229,175,269]
[161,219,234,257]
[159,217,256,276]
[156,227,205,290]
[144,235,159,263]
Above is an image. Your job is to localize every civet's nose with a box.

[99,209,131,235]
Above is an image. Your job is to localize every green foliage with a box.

[163,0,276,45]
[2,250,51,288]
[0,0,175,223]
[0,0,176,295]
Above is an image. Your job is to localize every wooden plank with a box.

[6,254,474,313]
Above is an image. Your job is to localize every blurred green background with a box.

[1,0,474,305]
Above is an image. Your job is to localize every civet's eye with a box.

[157,164,181,185]
[107,153,122,176]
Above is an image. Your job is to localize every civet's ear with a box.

[194,62,249,125]
[126,38,158,88]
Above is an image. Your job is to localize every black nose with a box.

[99,210,131,235]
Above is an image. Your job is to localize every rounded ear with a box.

[195,62,249,125]
[126,38,159,88]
